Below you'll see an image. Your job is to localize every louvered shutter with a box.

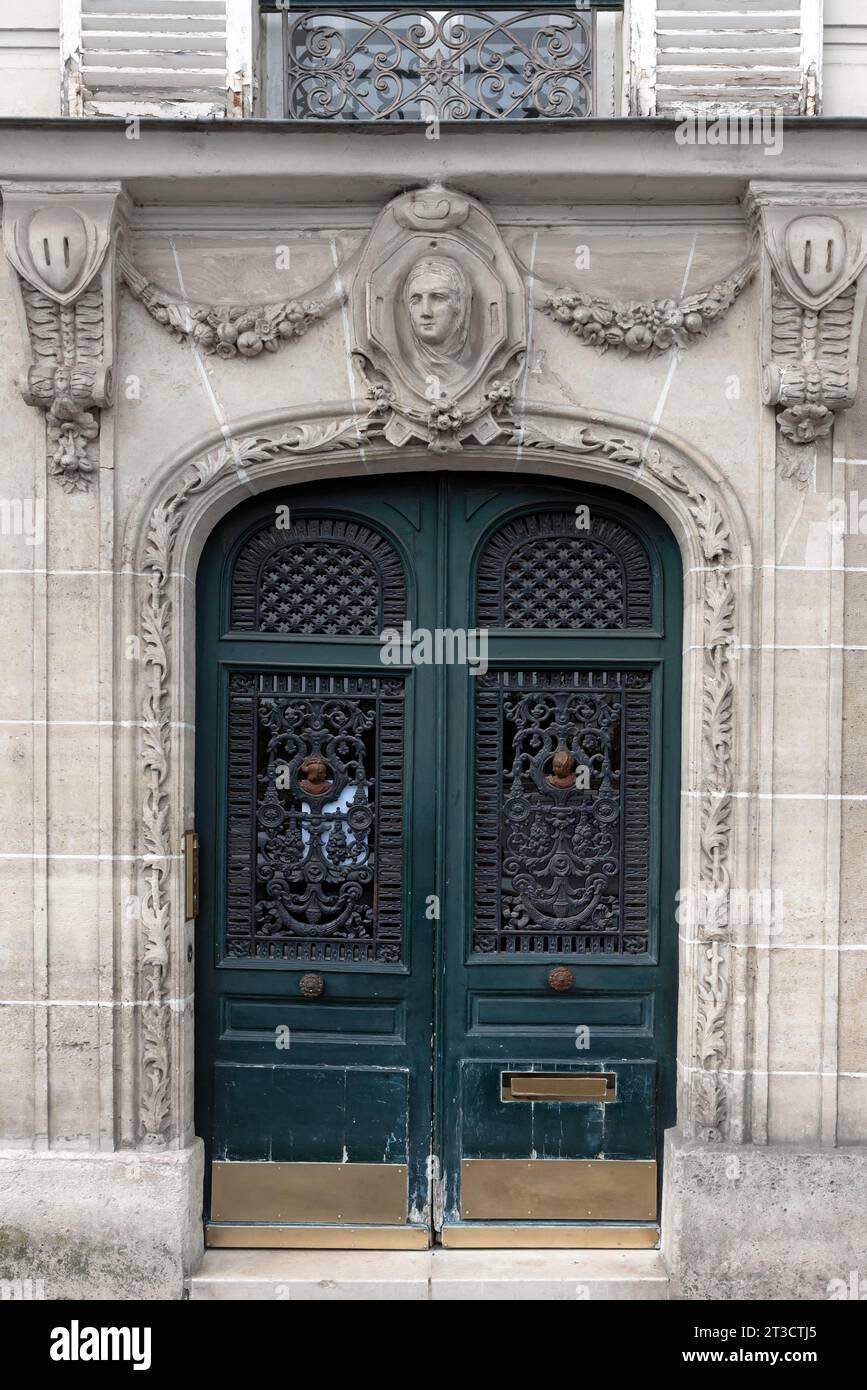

[62,0,257,118]
[629,0,823,116]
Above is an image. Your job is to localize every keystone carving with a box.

[1,183,122,492]
[748,182,867,477]
[349,184,527,452]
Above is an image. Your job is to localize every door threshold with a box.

[189,1248,670,1300]
[206,1223,429,1250]
[440,1225,659,1249]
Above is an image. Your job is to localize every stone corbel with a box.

[747,182,867,474]
[1,182,123,492]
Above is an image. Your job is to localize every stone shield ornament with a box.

[762,207,867,312]
[350,184,527,450]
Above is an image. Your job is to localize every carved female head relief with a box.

[402,255,474,395]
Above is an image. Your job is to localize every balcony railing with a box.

[260,4,622,121]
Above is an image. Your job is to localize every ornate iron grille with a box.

[231,517,406,634]
[225,671,406,962]
[282,8,594,121]
[477,511,652,628]
[473,669,651,955]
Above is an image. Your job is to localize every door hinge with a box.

[428,1155,445,1232]
[183,830,199,920]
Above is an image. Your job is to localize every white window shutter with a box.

[61,0,258,118]
[627,0,825,116]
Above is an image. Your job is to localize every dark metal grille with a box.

[225,671,406,962]
[473,668,651,956]
[477,511,652,629]
[282,8,594,121]
[231,517,406,634]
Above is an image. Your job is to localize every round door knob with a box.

[547,966,574,993]
[298,972,324,998]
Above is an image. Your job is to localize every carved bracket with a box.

[748,181,867,474]
[539,260,757,358]
[1,182,123,492]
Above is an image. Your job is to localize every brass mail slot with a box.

[501,1071,616,1103]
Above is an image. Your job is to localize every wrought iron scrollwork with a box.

[283,8,594,122]
[226,672,406,962]
[477,511,653,629]
[473,669,652,956]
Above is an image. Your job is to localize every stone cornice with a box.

[3,122,867,205]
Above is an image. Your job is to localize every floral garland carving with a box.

[541,261,756,358]
[119,251,332,359]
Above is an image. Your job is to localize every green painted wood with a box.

[195,473,681,1233]
[196,477,440,1227]
[438,475,681,1226]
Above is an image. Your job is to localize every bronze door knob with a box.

[298,972,324,998]
[547,966,574,993]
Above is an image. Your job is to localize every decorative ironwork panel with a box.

[477,511,652,629]
[226,672,406,962]
[473,669,651,955]
[283,9,594,122]
[231,517,406,635]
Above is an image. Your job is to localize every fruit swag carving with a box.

[540,260,756,359]
[118,251,333,358]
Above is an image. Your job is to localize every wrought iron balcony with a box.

[261,3,622,122]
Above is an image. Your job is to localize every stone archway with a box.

[119,400,755,1177]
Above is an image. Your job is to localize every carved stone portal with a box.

[349,184,527,452]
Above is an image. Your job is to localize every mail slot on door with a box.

[500,1071,617,1103]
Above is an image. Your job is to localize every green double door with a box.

[196,472,681,1249]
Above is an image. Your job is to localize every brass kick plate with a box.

[211,1161,407,1224]
[206,1223,429,1250]
[501,1071,616,1103]
[460,1159,657,1222]
[441,1225,659,1250]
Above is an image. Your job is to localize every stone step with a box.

[188,1247,670,1300]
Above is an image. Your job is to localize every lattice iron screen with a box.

[231,518,407,635]
[477,511,653,629]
